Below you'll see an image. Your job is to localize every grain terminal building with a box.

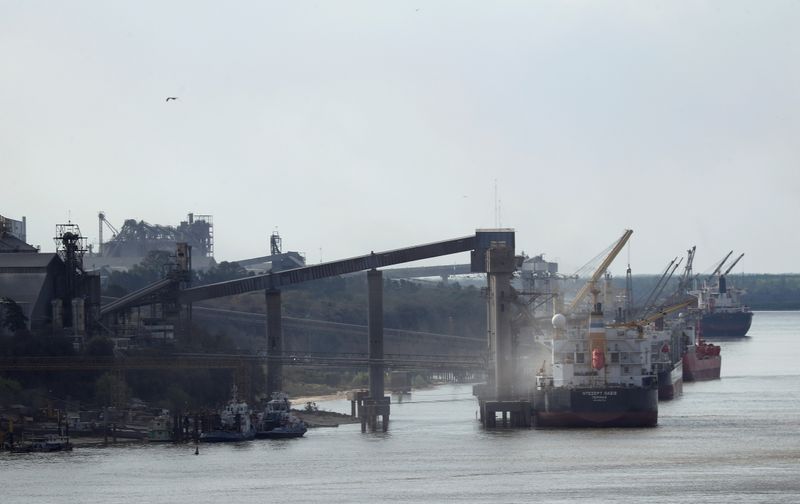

[1,214,99,343]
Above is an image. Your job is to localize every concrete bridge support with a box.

[365,269,390,431]
[488,245,515,400]
[265,288,283,397]
[478,244,532,428]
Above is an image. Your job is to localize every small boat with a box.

[201,388,255,443]
[257,416,307,439]
[8,434,73,453]
[255,393,307,439]
[147,413,173,442]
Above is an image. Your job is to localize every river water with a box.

[3,311,800,503]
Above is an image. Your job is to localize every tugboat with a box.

[200,387,255,443]
[147,412,173,442]
[255,393,307,439]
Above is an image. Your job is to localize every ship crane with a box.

[638,256,683,320]
[723,253,745,276]
[708,250,734,280]
[677,246,696,293]
[611,297,697,329]
[566,229,633,315]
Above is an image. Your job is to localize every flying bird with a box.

[165,97,178,102]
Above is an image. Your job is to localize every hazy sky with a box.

[3,1,798,274]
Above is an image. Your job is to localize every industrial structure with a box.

[0,219,100,346]
[232,231,306,274]
[99,229,517,431]
[3,212,524,432]
[90,212,215,271]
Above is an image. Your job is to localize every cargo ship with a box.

[647,316,689,401]
[680,322,721,381]
[653,329,684,401]
[532,306,659,428]
[692,252,753,337]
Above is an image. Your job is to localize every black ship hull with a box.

[658,361,683,401]
[701,311,753,337]
[532,386,658,428]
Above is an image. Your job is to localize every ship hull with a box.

[658,361,684,401]
[200,430,255,443]
[255,428,306,439]
[532,387,658,428]
[701,311,753,337]
[682,351,721,381]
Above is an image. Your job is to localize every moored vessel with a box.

[200,388,255,443]
[692,252,753,337]
[679,319,721,381]
[532,307,659,428]
[147,413,173,442]
[6,434,73,453]
[255,393,307,439]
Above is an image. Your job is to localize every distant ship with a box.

[693,271,753,338]
[680,320,722,381]
[652,325,684,401]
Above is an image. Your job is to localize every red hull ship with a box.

[682,328,721,381]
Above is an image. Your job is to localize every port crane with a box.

[98,211,119,256]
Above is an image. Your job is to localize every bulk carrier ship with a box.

[691,251,753,338]
[680,320,721,381]
[694,274,753,337]
[532,305,659,428]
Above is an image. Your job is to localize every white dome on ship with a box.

[552,313,566,330]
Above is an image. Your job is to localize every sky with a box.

[2,1,798,275]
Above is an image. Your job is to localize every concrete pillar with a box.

[487,246,516,401]
[368,269,384,401]
[51,299,63,332]
[265,289,283,397]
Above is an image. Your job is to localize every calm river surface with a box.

[3,311,800,503]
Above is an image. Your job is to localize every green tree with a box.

[0,377,22,403]
[84,337,115,356]
[94,372,130,407]
[0,297,28,334]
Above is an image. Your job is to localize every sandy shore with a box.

[291,391,349,404]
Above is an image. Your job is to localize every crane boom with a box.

[638,257,677,318]
[567,229,633,314]
[709,250,733,279]
[679,246,696,288]
[612,297,696,328]
[641,257,683,320]
[723,253,745,276]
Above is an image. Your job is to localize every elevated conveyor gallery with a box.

[99,229,516,431]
